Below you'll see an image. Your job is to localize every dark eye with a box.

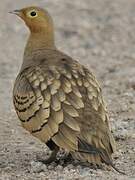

[30,11,37,17]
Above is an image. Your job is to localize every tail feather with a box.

[75,138,125,174]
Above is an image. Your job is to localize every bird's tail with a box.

[71,138,125,175]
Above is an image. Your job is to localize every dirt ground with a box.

[0,0,135,179]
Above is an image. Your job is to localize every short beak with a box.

[9,9,21,16]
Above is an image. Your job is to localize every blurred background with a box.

[0,0,135,179]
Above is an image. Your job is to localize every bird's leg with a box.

[41,147,59,164]
[37,140,59,164]
[61,153,73,163]
[54,152,73,165]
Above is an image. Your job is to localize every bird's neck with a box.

[24,31,56,56]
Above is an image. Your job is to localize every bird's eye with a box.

[27,10,38,18]
[30,11,37,17]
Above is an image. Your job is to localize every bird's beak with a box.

[9,9,21,16]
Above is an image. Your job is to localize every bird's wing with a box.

[13,57,115,154]
[55,58,116,155]
[13,64,79,151]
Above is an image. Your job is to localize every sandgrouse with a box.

[11,6,119,171]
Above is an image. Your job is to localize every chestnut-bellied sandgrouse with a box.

[11,6,121,172]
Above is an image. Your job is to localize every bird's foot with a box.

[61,153,73,163]
[37,148,59,164]
[55,153,73,165]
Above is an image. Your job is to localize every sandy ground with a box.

[0,0,135,179]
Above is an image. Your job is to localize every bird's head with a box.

[10,6,54,33]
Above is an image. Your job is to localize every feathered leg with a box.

[37,140,59,164]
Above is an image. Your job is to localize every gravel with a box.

[0,0,135,179]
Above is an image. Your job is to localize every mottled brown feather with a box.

[13,52,116,163]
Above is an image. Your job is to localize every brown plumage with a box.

[11,6,121,172]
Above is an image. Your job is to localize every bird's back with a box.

[13,49,116,166]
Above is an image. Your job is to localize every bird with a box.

[11,6,121,172]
